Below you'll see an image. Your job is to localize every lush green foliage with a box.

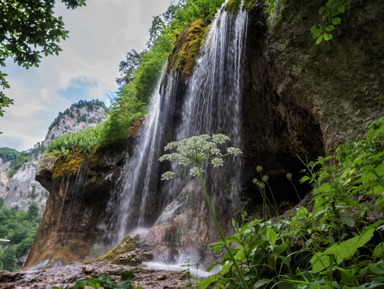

[0,147,32,177]
[0,200,41,271]
[42,99,108,160]
[310,0,351,44]
[0,0,86,117]
[53,270,141,289]
[180,257,200,288]
[2,246,17,271]
[199,117,384,288]
[265,0,350,44]
[47,125,102,156]
[101,0,226,145]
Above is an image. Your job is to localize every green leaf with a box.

[371,265,384,276]
[273,243,288,258]
[266,227,277,247]
[120,270,135,282]
[373,243,384,259]
[198,274,218,289]
[206,261,220,272]
[232,218,240,231]
[319,6,326,15]
[300,175,311,183]
[310,26,323,39]
[332,17,341,25]
[253,278,271,288]
[324,33,333,41]
[325,25,334,32]
[338,5,345,13]
[310,228,375,273]
[335,266,356,285]
[208,241,225,254]
[340,216,354,227]
[316,33,324,43]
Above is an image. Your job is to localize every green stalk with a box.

[290,179,302,202]
[197,165,249,289]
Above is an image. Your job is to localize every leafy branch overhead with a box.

[0,0,86,116]
[311,0,351,44]
[265,0,350,44]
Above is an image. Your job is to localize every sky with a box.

[0,0,171,151]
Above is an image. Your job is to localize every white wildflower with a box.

[212,134,230,144]
[189,167,200,177]
[211,158,224,167]
[159,134,241,180]
[161,171,176,180]
[227,147,242,155]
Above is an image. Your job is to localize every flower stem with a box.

[197,165,249,289]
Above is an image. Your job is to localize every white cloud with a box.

[0,0,171,151]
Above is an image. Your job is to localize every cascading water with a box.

[101,0,249,258]
[107,78,164,242]
[173,3,248,221]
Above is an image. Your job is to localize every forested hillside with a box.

[0,199,40,271]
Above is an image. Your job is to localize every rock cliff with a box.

[27,0,384,270]
[24,143,130,269]
[0,100,108,213]
[241,0,384,203]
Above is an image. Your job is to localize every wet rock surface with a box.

[0,261,191,289]
[24,144,130,270]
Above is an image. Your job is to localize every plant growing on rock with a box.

[199,116,384,289]
[53,270,141,289]
[159,134,248,289]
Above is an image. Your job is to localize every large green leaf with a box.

[266,227,276,247]
[310,228,375,273]
[373,243,384,259]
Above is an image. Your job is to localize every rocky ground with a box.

[0,261,197,289]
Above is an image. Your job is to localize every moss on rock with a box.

[224,0,242,13]
[85,144,102,168]
[167,19,209,80]
[243,0,257,11]
[224,0,256,14]
[52,148,85,179]
[99,235,140,261]
[127,118,143,139]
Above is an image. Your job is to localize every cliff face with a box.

[241,0,384,202]
[27,0,384,269]
[0,101,108,213]
[1,148,47,212]
[24,144,129,269]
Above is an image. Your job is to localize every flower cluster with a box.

[159,134,242,180]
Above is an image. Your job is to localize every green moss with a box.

[52,148,85,179]
[223,0,242,13]
[223,0,256,14]
[243,0,257,11]
[99,235,139,261]
[168,19,209,79]
[127,118,143,139]
[162,224,178,246]
[85,144,101,167]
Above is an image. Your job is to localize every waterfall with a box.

[174,4,248,221]
[101,0,249,253]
